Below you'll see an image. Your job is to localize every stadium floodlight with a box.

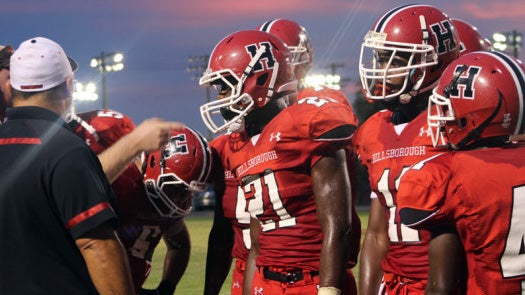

[90,51,125,109]
[492,30,522,58]
[304,74,342,90]
[73,81,98,101]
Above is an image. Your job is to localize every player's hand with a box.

[130,118,184,152]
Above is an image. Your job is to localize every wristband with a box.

[318,287,341,295]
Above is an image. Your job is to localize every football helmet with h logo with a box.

[143,126,212,218]
[199,30,297,134]
[359,4,460,103]
[451,18,492,56]
[428,51,525,149]
[257,19,313,82]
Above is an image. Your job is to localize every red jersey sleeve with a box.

[291,96,357,166]
[87,109,135,147]
[397,153,457,229]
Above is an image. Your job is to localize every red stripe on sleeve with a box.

[0,138,42,145]
[65,202,113,229]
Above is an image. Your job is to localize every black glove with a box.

[140,280,176,295]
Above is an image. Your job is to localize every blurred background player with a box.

[69,110,211,295]
[199,29,357,295]
[354,4,461,294]
[257,18,313,100]
[398,50,525,294]
[140,125,213,295]
[451,18,492,56]
[204,131,248,295]
[258,18,361,294]
[0,44,14,122]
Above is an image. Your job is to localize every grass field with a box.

[143,209,370,294]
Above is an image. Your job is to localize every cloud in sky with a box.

[462,2,525,19]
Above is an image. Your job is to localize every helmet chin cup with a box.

[227,118,246,133]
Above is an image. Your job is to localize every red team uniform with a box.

[298,85,361,270]
[69,109,184,291]
[220,97,357,294]
[353,110,443,291]
[209,133,251,294]
[398,147,525,294]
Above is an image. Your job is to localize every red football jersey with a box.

[297,85,353,109]
[298,85,361,267]
[353,110,444,279]
[222,97,357,270]
[210,133,251,262]
[398,146,525,294]
[70,109,180,290]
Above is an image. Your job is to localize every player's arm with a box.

[76,222,136,295]
[426,228,467,295]
[312,148,352,293]
[242,217,259,295]
[359,197,388,295]
[204,186,234,295]
[140,220,190,295]
[99,118,184,183]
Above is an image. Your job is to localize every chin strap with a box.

[239,44,278,106]
[456,91,503,149]
[399,15,435,105]
[399,79,438,104]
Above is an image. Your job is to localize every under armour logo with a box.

[419,126,431,137]
[254,286,264,295]
[232,280,241,289]
[270,132,281,142]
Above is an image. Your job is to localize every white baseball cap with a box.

[10,37,78,92]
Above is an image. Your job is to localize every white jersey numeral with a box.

[500,185,525,278]
[377,167,420,242]
[130,225,162,259]
[244,171,296,232]
[234,185,252,249]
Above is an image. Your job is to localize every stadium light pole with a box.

[90,51,124,109]
[187,55,212,140]
[492,30,522,59]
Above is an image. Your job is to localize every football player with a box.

[354,4,460,294]
[397,51,525,294]
[451,18,492,56]
[258,18,361,294]
[69,110,211,295]
[204,131,249,295]
[0,44,14,122]
[199,29,357,295]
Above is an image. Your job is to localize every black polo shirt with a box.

[0,106,118,294]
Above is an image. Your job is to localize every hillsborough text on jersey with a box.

[372,146,426,163]
[236,150,278,176]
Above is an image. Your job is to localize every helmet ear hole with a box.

[458,117,467,129]
[149,155,155,168]
[257,73,269,86]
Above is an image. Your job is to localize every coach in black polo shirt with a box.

[0,37,135,295]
